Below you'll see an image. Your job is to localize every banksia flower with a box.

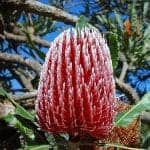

[36,27,116,140]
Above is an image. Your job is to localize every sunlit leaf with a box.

[115,92,150,127]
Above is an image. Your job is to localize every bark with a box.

[116,78,140,104]
[12,91,37,101]
[10,68,33,91]
[0,52,42,75]
[1,0,78,25]
[1,31,50,48]
[119,52,128,81]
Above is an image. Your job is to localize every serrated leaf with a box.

[130,3,138,32]
[107,32,119,68]
[25,145,50,150]
[115,92,150,127]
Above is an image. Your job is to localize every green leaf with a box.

[3,113,17,125]
[0,88,7,97]
[0,88,34,121]
[16,114,49,144]
[15,104,35,122]
[115,92,150,127]
[143,2,150,20]
[130,3,138,32]
[25,145,50,150]
[141,124,150,148]
[16,118,36,142]
[107,32,119,68]
[4,114,36,143]
[76,15,88,29]
[96,15,108,24]
[114,11,123,31]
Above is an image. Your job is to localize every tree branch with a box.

[1,0,78,25]
[12,91,36,108]
[10,68,34,91]
[116,78,140,104]
[0,52,42,75]
[119,52,128,81]
[1,31,50,48]
[12,91,37,101]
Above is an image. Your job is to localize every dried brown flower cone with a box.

[101,100,140,150]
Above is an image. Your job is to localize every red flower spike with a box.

[36,27,116,140]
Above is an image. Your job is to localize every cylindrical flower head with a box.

[36,27,116,139]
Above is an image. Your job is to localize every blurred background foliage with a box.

[0,0,150,149]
